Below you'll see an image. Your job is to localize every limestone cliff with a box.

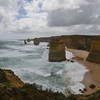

[0,69,24,87]
[87,36,100,64]
[27,35,100,64]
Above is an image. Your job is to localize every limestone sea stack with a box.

[34,38,40,45]
[49,38,66,62]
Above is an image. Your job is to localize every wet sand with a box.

[66,48,100,95]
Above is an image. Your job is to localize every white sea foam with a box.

[56,70,63,75]
[65,50,89,94]
[63,62,88,94]
[0,49,29,57]
[66,51,74,59]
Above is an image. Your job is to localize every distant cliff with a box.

[32,35,93,50]
[87,36,100,64]
[28,35,100,63]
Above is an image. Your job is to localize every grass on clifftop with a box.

[0,69,8,83]
[19,83,67,100]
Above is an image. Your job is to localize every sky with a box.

[0,0,100,35]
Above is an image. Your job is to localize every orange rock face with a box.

[49,38,66,62]
[0,69,24,87]
[87,36,100,64]
[26,35,100,63]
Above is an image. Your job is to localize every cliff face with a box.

[28,35,100,64]
[87,36,100,64]
[0,69,24,87]
[49,38,66,62]
[31,35,93,50]
[62,36,91,50]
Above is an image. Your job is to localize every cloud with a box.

[46,0,100,27]
[0,0,19,32]
[0,0,100,35]
[0,0,47,33]
[42,0,89,11]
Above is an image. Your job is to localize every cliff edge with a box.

[0,68,100,100]
[87,36,100,64]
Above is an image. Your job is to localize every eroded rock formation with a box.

[0,69,24,87]
[25,35,100,63]
[49,38,66,62]
[87,36,100,64]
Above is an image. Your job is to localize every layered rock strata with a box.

[25,35,100,63]
[49,38,66,62]
[87,36,100,64]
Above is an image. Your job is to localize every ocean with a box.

[0,32,88,94]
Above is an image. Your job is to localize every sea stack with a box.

[49,38,66,62]
[87,36,100,64]
[34,38,40,45]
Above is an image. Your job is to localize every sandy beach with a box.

[66,48,100,95]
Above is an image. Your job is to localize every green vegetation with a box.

[19,83,67,100]
[0,83,100,100]
[0,68,100,100]
[0,69,7,83]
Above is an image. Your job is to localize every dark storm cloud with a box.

[47,0,100,27]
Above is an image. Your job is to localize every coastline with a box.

[66,48,100,95]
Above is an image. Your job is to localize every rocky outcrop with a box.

[61,35,92,50]
[24,37,50,45]
[33,38,40,45]
[49,38,66,62]
[87,36,100,64]
[0,69,24,87]
[0,69,67,100]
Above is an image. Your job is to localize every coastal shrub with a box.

[67,95,76,100]
[0,82,100,100]
[0,69,7,83]
[20,83,41,95]
[19,83,67,100]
